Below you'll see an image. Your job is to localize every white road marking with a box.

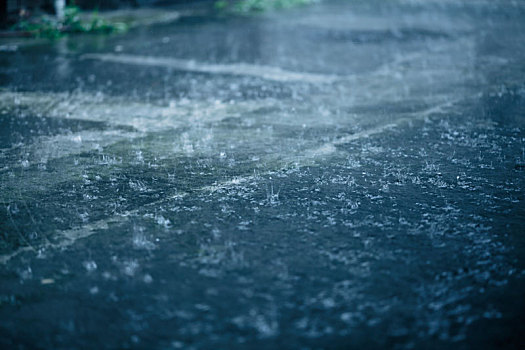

[81,53,340,84]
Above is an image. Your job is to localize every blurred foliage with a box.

[215,0,317,14]
[11,5,128,38]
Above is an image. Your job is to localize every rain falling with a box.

[0,0,524,349]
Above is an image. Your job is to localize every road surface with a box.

[1,1,524,348]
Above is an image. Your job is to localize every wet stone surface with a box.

[1,0,525,349]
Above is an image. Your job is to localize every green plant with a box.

[11,5,128,38]
[214,0,230,10]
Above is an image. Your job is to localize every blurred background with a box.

[1,0,206,26]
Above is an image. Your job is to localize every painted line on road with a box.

[304,98,461,158]
[81,53,340,84]
[0,216,127,264]
[0,98,463,264]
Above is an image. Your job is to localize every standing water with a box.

[0,0,524,349]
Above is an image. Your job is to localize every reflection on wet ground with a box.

[1,0,524,348]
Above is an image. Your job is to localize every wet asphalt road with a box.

[1,0,525,349]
